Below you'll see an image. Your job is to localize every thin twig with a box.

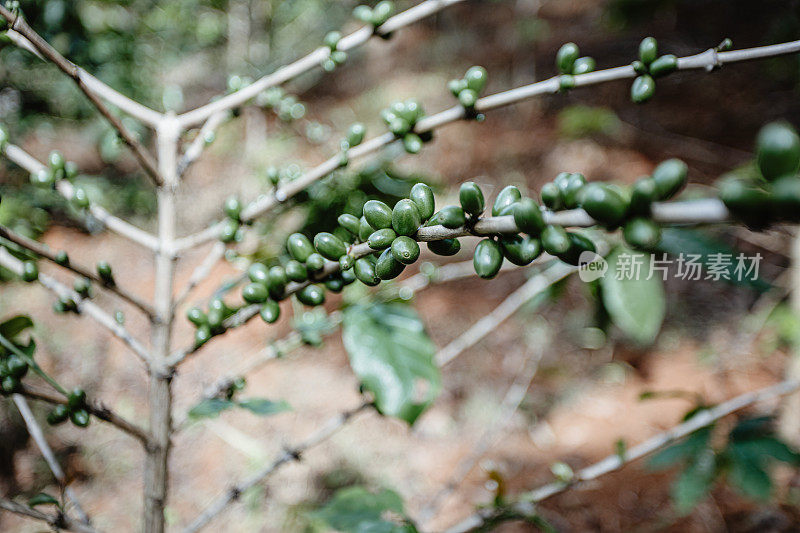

[418,347,545,525]
[0,6,165,186]
[0,497,99,533]
[442,379,800,533]
[0,248,156,369]
[0,224,156,318]
[172,39,800,252]
[12,395,92,525]
[177,111,231,178]
[176,0,467,128]
[173,242,228,310]
[1,144,160,252]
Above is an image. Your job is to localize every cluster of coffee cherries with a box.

[337,123,367,167]
[448,66,488,118]
[253,86,307,123]
[718,121,800,228]
[187,297,241,347]
[321,32,348,72]
[381,100,431,154]
[629,37,680,103]
[0,345,30,396]
[219,196,247,244]
[353,1,394,34]
[541,160,687,252]
[46,388,90,428]
[555,42,596,91]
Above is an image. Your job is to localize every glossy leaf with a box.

[600,246,665,345]
[187,398,234,420]
[671,448,717,514]
[28,492,59,508]
[342,303,440,424]
[236,398,291,416]
[309,486,417,533]
[0,315,33,339]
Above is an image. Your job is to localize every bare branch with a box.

[0,248,156,368]
[443,379,800,533]
[1,143,161,252]
[176,0,467,128]
[177,111,231,178]
[170,37,800,252]
[0,497,99,533]
[12,395,92,525]
[0,224,156,318]
[0,6,165,186]
[173,242,228,310]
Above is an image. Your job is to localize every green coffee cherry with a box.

[458,89,478,108]
[46,405,69,426]
[557,172,587,208]
[54,251,69,266]
[391,236,420,264]
[649,54,677,77]
[219,219,239,243]
[437,205,466,228]
[73,278,92,298]
[465,66,488,93]
[354,257,380,286]
[115,310,125,325]
[639,37,658,65]
[337,215,360,238]
[224,196,242,221]
[371,0,394,26]
[30,169,54,188]
[389,117,411,136]
[403,133,423,154]
[558,75,575,92]
[473,239,503,279]
[492,185,522,216]
[296,284,325,306]
[540,182,563,210]
[572,57,595,75]
[341,265,357,286]
[248,263,269,284]
[392,199,421,236]
[72,187,90,210]
[339,254,355,271]
[48,151,65,172]
[64,161,78,180]
[363,200,393,229]
[771,175,800,221]
[541,225,571,255]
[631,75,655,103]
[6,355,27,379]
[652,159,688,200]
[556,42,580,74]
[557,232,596,266]
[323,31,341,50]
[499,235,541,266]
[719,177,772,228]
[324,275,345,293]
[70,409,90,428]
[376,248,405,280]
[629,176,658,215]
[306,253,326,273]
[459,182,485,216]
[267,266,288,296]
[353,4,373,22]
[287,233,315,262]
[195,325,212,346]
[359,216,375,241]
[368,228,397,249]
[96,261,114,285]
[756,122,800,181]
[1,375,19,394]
[285,260,308,282]
[624,218,662,251]
[260,300,280,323]
[513,198,546,236]
[266,166,281,186]
[187,307,207,327]
[21,260,38,282]
[428,238,461,256]
[314,232,347,261]
[243,283,268,304]
[67,388,87,410]
[579,183,628,226]
[346,123,366,147]
[631,60,647,74]
[410,183,435,220]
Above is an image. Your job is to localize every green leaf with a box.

[28,492,59,507]
[727,446,773,500]
[309,486,417,533]
[0,315,33,339]
[187,398,234,420]
[236,398,291,416]
[657,228,771,292]
[649,426,712,470]
[671,448,717,514]
[342,303,440,424]
[600,246,665,345]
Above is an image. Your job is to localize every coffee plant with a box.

[1,1,800,531]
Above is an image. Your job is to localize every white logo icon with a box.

[577,251,608,282]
